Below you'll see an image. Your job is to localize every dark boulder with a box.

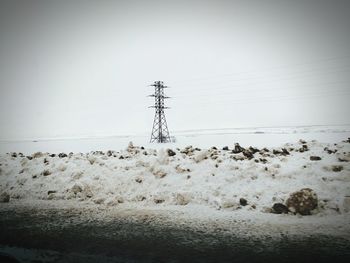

[286,188,318,215]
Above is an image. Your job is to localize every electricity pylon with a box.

[148,81,171,143]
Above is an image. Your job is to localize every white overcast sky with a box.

[0,0,349,140]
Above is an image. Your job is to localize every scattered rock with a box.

[58,153,67,158]
[222,146,229,151]
[310,156,322,161]
[259,158,268,164]
[11,152,17,158]
[286,188,318,215]
[232,143,245,154]
[232,154,245,161]
[41,170,51,176]
[0,192,10,203]
[239,198,248,206]
[167,149,176,157]
[88,156,97,165]
[119,155,124,159]
[83,186,93,198]
[332,165,343,172]
[154,170,167,178]
[180,146,194,155]
[175,165,188,173]
[136,195,146,202]
[127,141,135,152]
[338,153,350,162]
[49,154,56,157]
[273,149,282,155]
[248,146,259,154]
[71,184,83,194]
[272,203,289,214]
[154,198,165,204]
[242,150,254,160]
[26,156,33,160]
[281,148,290,155]
[47,190,57,195]
[135,177,143,183]
[324,147,337,154]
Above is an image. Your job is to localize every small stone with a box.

[154,198,165,204]
[232,143,245,154]
[242,150,254,160]
[222,146,229,151]
[167,149,176,157]
[281,148,290,155]
[58,153,67,158]
[248,146,259,154]
[0,192,10,203]
[272,203,289,214]
[310,156,322,161]
[47,190,56,195]
[154,170,167,178]
[71,184,83,194]
[332,165,343,172]
[239,198,248,206]
[135,178,143,183]
[41,170,51,176]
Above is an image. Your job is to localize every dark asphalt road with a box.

[1,207,350,263]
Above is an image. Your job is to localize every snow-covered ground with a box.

[0,125,349,154]
[0,126,350,239]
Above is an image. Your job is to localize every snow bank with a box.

[1,138,349,217]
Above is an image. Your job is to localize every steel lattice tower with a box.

[148,81,171,143]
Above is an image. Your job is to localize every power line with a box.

[176,89,350,106]
[170,64,350,94]
[170,55,350,85]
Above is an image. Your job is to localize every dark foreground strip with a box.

[0,208,350,263]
